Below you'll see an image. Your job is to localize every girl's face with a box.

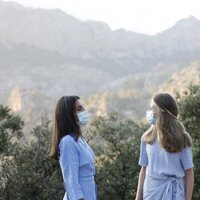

[146,100,159,125]
[75,99,86,114]
[149,100,159,116]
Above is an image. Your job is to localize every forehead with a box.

[150,100,157,108]
[75,99,83,107]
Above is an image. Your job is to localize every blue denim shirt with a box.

[59,134,96,200]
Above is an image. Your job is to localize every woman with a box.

[49,96,97,200]
[135,93,194,200]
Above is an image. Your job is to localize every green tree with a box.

[90,112,146,200]
[0,105,24,199]
[0,105,24,155]
[177,84,200,199]
[0,107,64,200]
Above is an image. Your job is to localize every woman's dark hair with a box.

[49,95,81,160]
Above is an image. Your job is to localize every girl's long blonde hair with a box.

[143,93,192,153]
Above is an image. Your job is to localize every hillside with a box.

[85,62,200,121]
[0,0,200,122]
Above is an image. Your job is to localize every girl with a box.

[135,93,194,200]
[49,96,97,200]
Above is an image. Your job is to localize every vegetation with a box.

[91,113,146,199]
[0,82,200,199]
[177,83,200,199]
[0,108,63,200]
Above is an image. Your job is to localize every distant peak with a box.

[187,15,199,21]
[86,20,111,32]
[175,15,200,25]
[0,0,80,22]
[168,15,200,31]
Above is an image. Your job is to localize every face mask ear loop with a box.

[156,106,178,122]
[165,109,177,119]
[159,108,182,123]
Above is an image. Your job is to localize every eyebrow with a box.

[77,104,84,108]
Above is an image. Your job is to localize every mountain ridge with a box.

[0,0,200,122]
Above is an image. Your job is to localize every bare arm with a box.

[185,168,194,200]
[135,166,146,200]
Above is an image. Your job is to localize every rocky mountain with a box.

[85,62,200,121]
[0,0,200,122]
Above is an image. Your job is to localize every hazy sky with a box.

[3,0,200,35]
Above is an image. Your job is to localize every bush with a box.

[177,84,200,199]
[90,112,146,200]
[0,110,63,200]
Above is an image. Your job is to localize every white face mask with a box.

[77,110,90,126]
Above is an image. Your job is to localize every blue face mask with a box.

[77,110,90,126]
[146,110,157,125]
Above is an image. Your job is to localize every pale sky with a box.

[3,0,200,35]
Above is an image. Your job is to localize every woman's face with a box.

[75,99,86,114]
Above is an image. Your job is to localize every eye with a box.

[77,107,82,111]
[77,104,85,112]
